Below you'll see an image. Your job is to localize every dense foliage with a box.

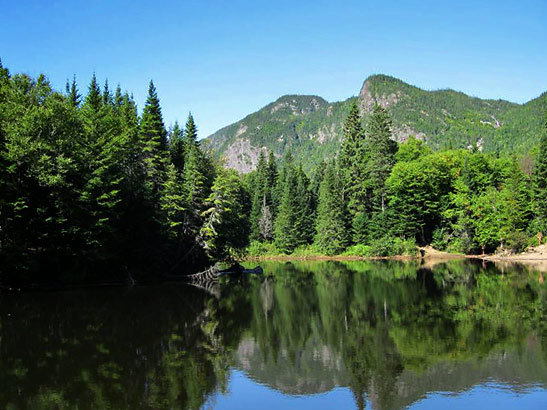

[1,59,546,285]
[247,97,547,256]
[0,60,249,285]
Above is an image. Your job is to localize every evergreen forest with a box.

[1,60,547,285]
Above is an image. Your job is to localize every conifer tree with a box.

[168,121,186,173]
[139,80,168,198]
[364,104,398,214]
[294,166,316,245]
[160,163,186,240]
[182,113,211,238]
[114,84,123,109]
[250,151,269,241]
[315,161,349,255]
[103,79,112,105]
[85,73,102,112]
[184,112,198,146]
[65,75,81,107]
[274,161,300,253]
[533,107,547,234]
[338,101,366,215]
[201,169,250,259]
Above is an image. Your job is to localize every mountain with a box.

[204,75,546,173]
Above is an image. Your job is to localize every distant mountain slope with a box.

[204,75,546,173]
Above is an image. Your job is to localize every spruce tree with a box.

[66,75,81,107]
[139,80,168,198]
[113,84,123,109]
[364,103,397,213]
[533,107,547,234]
[315,161,349,255]
[338,101,366,215]
[169,121,186,173]
[184,112,198,146]
[250,151,268,241]
[85,73,102,112]
[274,161,300,253]
[103,79,113,106]
[182,114,210,238]
[294,166,316,245]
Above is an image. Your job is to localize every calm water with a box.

[1,260,547,409]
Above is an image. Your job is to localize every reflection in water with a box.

[1,260,546,409]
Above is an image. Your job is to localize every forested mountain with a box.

[205,75,546,172]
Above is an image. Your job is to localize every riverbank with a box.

[244,244,547,264]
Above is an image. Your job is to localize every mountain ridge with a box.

[204,75,545,173]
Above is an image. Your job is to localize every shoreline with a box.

[244,245,547,264]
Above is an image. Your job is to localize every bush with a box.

[345,237,417,257]
[344,244,372,257]
[503,231,529,254]
[291,244,322,257]
[246,241,282,257]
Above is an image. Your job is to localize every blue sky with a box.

[1,0,546,137]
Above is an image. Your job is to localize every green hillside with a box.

[204,75,546,172]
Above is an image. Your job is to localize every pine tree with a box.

[184,112,198,147]
[114,84,123,109]
[182,114,211,238]
[294,166,316,245]
[364,103,398,213]
[169,121,186,172]
[139,80,168,197]
[85,73,102,112]
[274,161,300,253]
[160,163,186,240]
[338,101,366,216]
[315,161,349,255]
[249,151,269,241]
[65,75,81,107]
[103,79,113,106]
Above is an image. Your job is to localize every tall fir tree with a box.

[168,121,186,173]
[103,79,113,106]
[364,103,398,213]
[182,113,212,239]
[249,150,269,241]
[274,161,300,253]
[65,75,81,107]
[315,161,350,255]
[533,107,547,234]
[138,80,168,199]
[85,73,102,112]
[338,101,366,216]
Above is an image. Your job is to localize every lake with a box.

[1,259,546,409]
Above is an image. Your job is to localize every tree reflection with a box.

[0,260,546,410]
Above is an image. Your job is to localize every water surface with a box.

[1,259,546,409]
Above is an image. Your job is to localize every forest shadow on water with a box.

[1,259,547,410]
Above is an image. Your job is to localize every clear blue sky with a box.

[1,0,546,137]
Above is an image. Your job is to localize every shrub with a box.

[503,231,529,254]
[291,244,322,257]
[345,237,418,257]
[246,241,281,257]
[344,244,372,257]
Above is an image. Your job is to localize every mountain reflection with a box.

[1,260,546,409]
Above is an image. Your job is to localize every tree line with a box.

[1,59,547,284]
[0,61,247,285]
[247,100,547,257]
